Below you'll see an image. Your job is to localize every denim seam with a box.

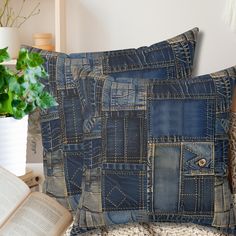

[103,62,177,74]
[151,213,213,217]
[103,45,172,57]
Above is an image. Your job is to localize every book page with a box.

[0,167,30,227]
[0,192,73,236]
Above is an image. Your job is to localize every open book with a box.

[0,166,73,236]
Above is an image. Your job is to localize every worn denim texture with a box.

[23,28,198,215]
[70,65,236,235]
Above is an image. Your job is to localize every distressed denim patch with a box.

[150,142,214,214]
[182,142,214,175]
[152,143,180,213]
[102,77,147,111]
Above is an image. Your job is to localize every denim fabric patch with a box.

[43,149,66,197]
[41,116,61,151]
[214,139,229,175]
[102,111,147,163]
[64,150,83,195]
[102,77,147,111]
[215,112,230,137]
[148,77,216,142]
[149,99,215,141]
[61,95,83,144]
[102,169,147,211]
[180,176,214,214]
[83,139,102,169]
[150,142,214,214]
[182,142,214,175]
[152,143,180,213]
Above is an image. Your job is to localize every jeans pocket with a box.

[180,142,215,214]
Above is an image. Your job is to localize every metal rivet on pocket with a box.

[198,158,207,167]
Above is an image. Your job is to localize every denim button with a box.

[198,158,207,167]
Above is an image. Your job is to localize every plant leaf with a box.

[0,47,10,63]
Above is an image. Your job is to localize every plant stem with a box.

[10,0,25,27]
[17,1,40,28]
[5,6,13,26]
[0,0,10,27]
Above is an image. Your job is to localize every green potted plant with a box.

[0,47,57,175]
[0,0,40,58]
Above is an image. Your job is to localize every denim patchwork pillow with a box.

[24,27,198,212]
[70,66,236,235]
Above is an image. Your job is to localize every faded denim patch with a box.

[102,77,147,111]
[182,142,214,175]
[148,78,216,142]
[150,142,214,214]
[152,143,180,213]
[83,139,102,169]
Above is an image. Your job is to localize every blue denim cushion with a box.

[70,65,236,235]
[24,28,198,213]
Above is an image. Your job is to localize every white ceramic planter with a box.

[0,116,28,176]
[0,27,20,59]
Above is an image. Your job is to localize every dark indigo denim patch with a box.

[102,168,147,211]
[41,115,61,151]
[64,150,83,195]
[180,176,214,214]
[60,94,84,144]
[214,140,229,175]
[215,112,230,138]
[102,111,147,163]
